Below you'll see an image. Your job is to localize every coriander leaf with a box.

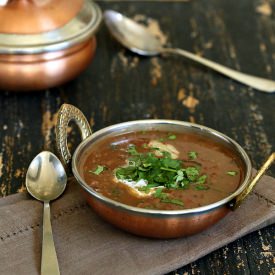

[185,167,200,181]
[174,170,184,183]
[195,185,209,190]
[227,171,237,176]
[138,163,152,172]
[162,158,181,169]
[115,166,137,180]
[196,175,207,184]
[138,187,151,194]
[161,198,184,206]
[90,165,106,175]
[154,188,163,198]
[150,147,160,151]
[142,163,152,168]
[154,173,167,183]
[188,151,197,160]
[128,160,136,166]
[154,188,167,199]
[168,134,177,140]
[160,167,177,173]
[178,179,190,188]
[138,183,159,191]
[127,144,139,155]
[166,182,179,189]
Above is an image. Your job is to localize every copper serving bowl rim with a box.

[0,1,102,55]
[71,119,252,216]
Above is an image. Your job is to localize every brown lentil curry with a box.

[82,131,243,210]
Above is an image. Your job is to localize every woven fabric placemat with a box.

[0,174,274,275]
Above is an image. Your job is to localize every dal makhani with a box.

[82,130,243,210]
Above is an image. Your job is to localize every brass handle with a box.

[229,153,275,209]
[56,104,92,165]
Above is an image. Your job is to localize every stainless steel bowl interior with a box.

[72,120,252,216]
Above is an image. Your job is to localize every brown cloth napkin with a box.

[0,174,274,275]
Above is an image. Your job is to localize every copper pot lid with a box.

[0,0,102,54]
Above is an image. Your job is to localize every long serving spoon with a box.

[104,10,275,93]
[26,151,67,275]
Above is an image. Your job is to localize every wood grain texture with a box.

[0,0,274,274]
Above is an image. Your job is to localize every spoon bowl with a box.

[26,151,67,275]
[104,10,275,93]
[26,151,67,202]
[104,10,161,56]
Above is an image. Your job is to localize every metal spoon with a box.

[104,10,275,93]
[26,151,67,275]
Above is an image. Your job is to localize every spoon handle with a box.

[162,47,275,93]
[41,202,60,275]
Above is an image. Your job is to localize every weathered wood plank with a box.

[0,0,274,274]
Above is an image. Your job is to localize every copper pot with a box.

[0,0,102,91]
[55,104,274,238]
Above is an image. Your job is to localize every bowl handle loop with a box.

[56,104,92,166]
[229,152,275,210]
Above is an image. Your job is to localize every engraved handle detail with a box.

[229,152,275,209]
[56,104,92,165]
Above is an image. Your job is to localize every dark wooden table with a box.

[0,0,274,274]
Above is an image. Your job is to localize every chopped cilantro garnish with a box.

[188,151,197,160]
[174,170,184,182]
[114,145,206,193]
[227,171,237,176]
[153,189,184,206]
[90,165,106,175]
[194,175,208,190]
[162,150,172,158]
[195,185,209,190]
[150,147,160,151]
[116,165,137,180]
[154,188,166,199]
[138,183,159,193]
[146,183,160,188]
[196,175,207,184]
[168,134,177,140]
[185,167,200,181]
[161,198,184,206]
[127,144,139,155]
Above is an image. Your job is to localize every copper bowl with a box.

[0,0,102,91]
[55,104,274,238]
